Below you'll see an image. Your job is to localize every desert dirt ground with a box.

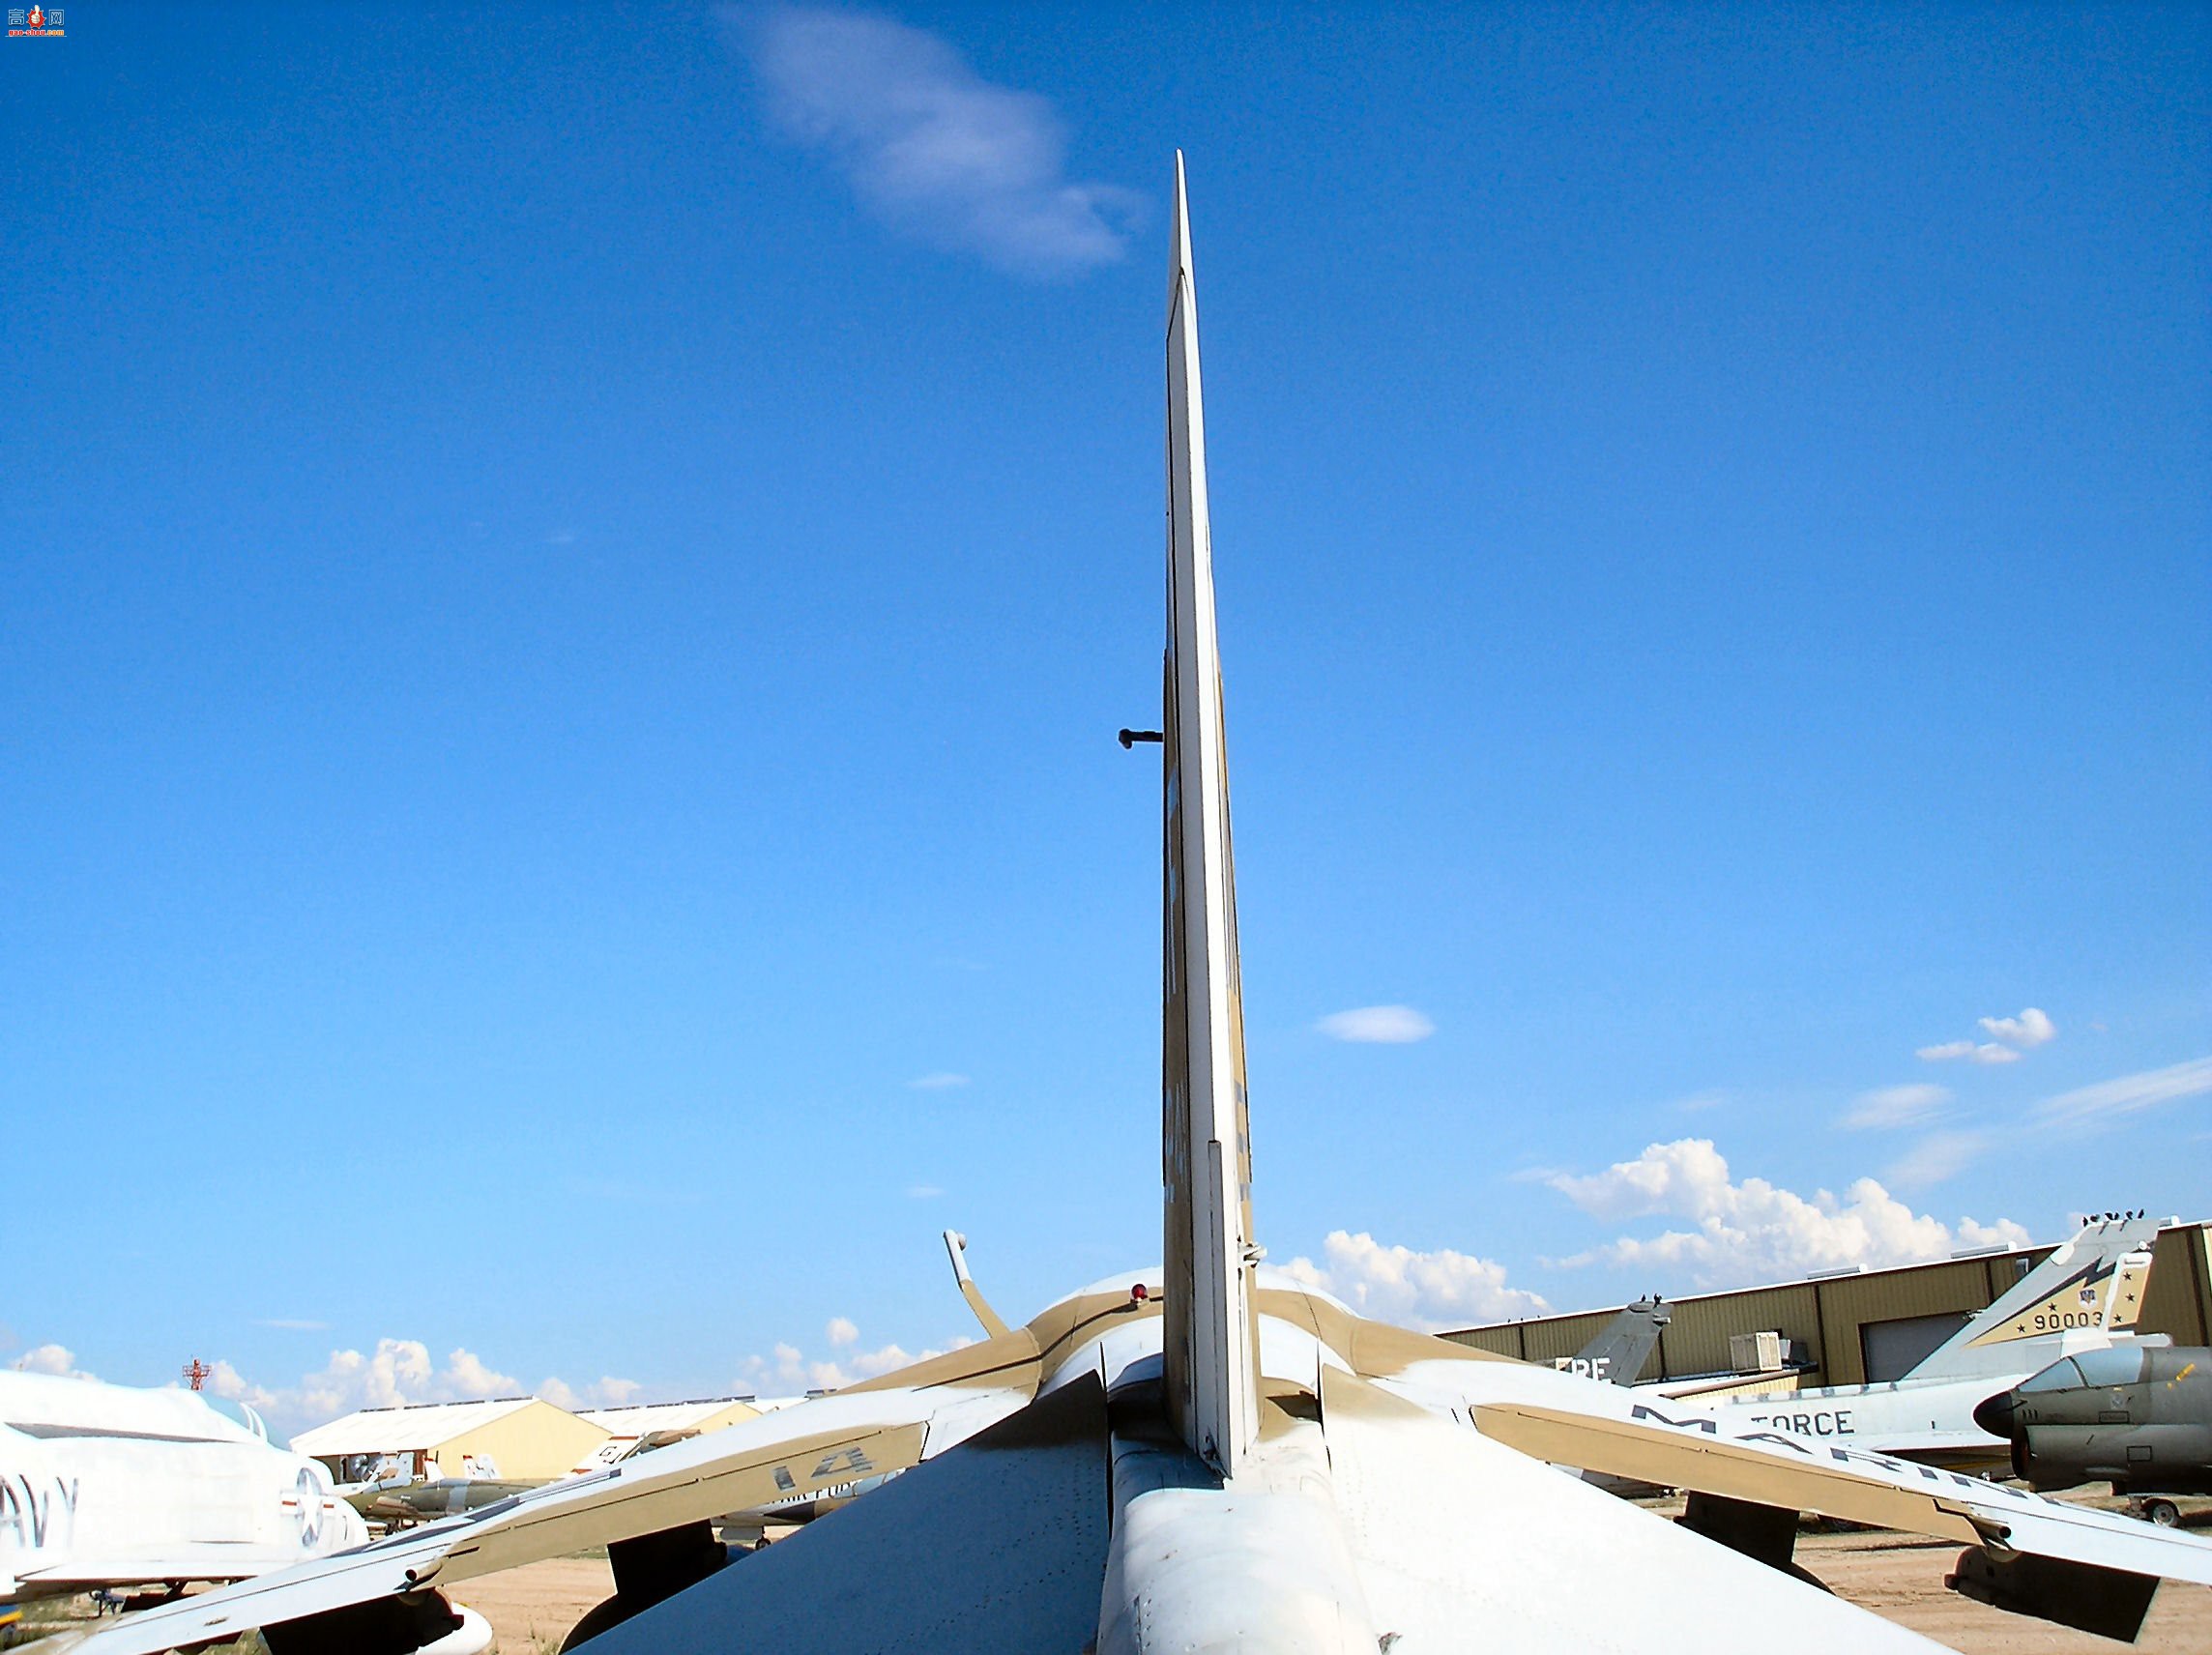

[446,1530,2212,1655]
[18,1528,2212,1652]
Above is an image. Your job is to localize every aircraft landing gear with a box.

[2137,1496,2181,1527]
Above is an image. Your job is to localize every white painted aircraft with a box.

[0,1370,370,1609]
[1669,1213,2167,1469]
[76,158,2212,1655]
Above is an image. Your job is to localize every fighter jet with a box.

[0,1370,372,1613]
[1975,1343,2212,1525]
[76,157,2212,1655]
[1656,1214,2166,1469]
[347,1477,543,1532]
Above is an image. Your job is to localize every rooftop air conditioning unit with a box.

[1730,1330,1787,1374]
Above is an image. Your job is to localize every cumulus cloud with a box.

[1884,1131,1992,1190]
[1316,1005,1436,1044]
[11,1343,94,1379]
[738,1320,972,1394]
[1980,1007,2056,1049]
[1842,1083,1952,1130]
[1916,1039,2021,1065]
[1544,1139,2028,1289]
[202,1359,266,1405]
[1917,1005,2056,1064]
[263,1340,518,1426]
[2034,1056,2212,1130]
[160,1340,651,1437]
[538,1376,643,1412]
[908,1072,969,1090]
[1279,1232,1549,1331]
[738,6,1138,277]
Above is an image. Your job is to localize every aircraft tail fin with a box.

[1905,1214,2165,1381]
[2102,1239,2158,1336]
[1160,152,1261,1477]
[1557,1296,1670,1387]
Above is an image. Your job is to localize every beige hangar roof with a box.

[292,1397,542,1457]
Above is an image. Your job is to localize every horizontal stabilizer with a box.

[581,1374,1111,1654]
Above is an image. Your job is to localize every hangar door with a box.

[1860,1312,1972,1382]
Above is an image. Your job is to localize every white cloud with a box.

[254,1319,331,1332]
[2034,1056,2212,1130]
[1545,1138,2029,1289]
[283,1340,520,1423]
[442,1349,518,1400]
[11,1343,93,1379]
[1916,1039,2021,1065]
[215,1340,535,1437]
[195,1340,650,1436]
[1980,1007,2056,1049]
[906,1183,945,1199]
[1842,1082,1952,1130]
[538,1376,643,1412]
[908,1072,969,1090]
[1316,1005,1436,1044]
[738,1321,972,1394]
[1280,1231,1549,1331]
[738,6,1138,277]
[1916,1006,2055,1064]
[1883,1131,1992,1190]
[203,1359,268,1406]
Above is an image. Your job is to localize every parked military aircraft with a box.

[75,158,2212,1655]
[1975,1343,2212,1524]
[346,1478,543,1531]
[1666,1213,2166,1470]
[0,1370,370,1610]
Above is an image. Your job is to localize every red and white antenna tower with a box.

[183,1357,213,1391]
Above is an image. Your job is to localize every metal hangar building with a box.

[1445,1220,2212,1396]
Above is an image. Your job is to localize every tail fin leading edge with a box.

[1161,153,1261,1477]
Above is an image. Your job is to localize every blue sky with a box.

[4,3,2205,1427]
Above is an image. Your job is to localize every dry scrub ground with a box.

[451,1532,2212,1654]
[16,1532,2212,1652]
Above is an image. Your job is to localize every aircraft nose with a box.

[1972,1389,2017,1438]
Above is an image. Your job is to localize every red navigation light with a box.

[1130,1283,1150,1303]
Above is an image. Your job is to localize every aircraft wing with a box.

[73,1334,1039,1655]
[12,1551,286,1590]
[1375,1350,2212,1590]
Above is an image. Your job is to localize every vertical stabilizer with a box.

[1558,1296,1671,1386]
[1161,153,1261,1476]
[1905,1214,2165,1381]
